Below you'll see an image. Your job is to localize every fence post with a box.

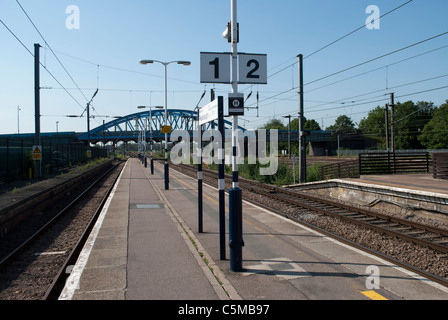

[358,153,362,176]
[387,151,391,174]
[393,152,396,174]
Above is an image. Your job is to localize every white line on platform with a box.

[58,160,128,300]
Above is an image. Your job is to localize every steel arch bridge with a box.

[77,109,246,144]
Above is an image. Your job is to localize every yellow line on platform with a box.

[172,171,229,211]
[361,290,388,300]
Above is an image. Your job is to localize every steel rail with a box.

[43,162,124,300]
[0,162,119,268]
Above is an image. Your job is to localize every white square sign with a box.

[238,53,267,84]
[200,52,231,84]
[199,99,218,125]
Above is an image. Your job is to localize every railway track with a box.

[170,162,448,286]
[0,161,124,300]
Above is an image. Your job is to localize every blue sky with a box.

[1,0,447,134]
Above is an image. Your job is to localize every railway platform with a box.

[59,158,448,300]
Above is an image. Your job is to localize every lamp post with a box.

[138,105,163,174]
[139,59,191,190]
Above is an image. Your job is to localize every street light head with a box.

[177,61,191,66]
[140,60,154,65]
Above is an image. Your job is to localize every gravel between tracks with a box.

[0,162,124,300]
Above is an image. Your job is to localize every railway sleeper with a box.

[404,230,428,236]
[390,226,413,233]
[356,217,379,223]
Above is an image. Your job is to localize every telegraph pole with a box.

[298,54,306,183]
[390,93,395,152]
[34,43,42,179]
[385,104,389,152]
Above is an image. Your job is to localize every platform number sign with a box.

[200,52,267,85]
[200,53,231,84]
[238,53,267,84]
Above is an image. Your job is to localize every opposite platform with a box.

[60,158,448,300]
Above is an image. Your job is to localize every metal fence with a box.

[318,152,432,180]
[359,152,431,175]
[0,137,107,183]
[319,159,360,180]
[433,153,448,179]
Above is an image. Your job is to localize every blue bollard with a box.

[229,187,244,272]
[164,161,169,190]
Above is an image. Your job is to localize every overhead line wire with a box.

[16,0,90,104]
[246,32,448,109]
[262,0,415,82]
[305,31,448,87]
[306,43,448,94]
[0,18,86,112]
[304,0,415,60]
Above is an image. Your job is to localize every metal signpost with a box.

[217,97,226,260]
[228,0,243,272]
[199,97,226,259]
[200,0,267,271]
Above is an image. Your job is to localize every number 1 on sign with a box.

[209,58,219,79]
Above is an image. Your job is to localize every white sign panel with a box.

[238,53,267,84]
[200,52,231,84]
[199,99,218,125]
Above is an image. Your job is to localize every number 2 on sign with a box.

[246,59,260,79]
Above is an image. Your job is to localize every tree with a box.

[304,119,321,131]
[393,101,434,149]
[359,105,387,148]
[290,117,321,131]
[326,115,355,133]
[419,100,448,149]
[259,118,286,154]
[260,118,285,130]
[359,106,386,135]
[358,101,435,150]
